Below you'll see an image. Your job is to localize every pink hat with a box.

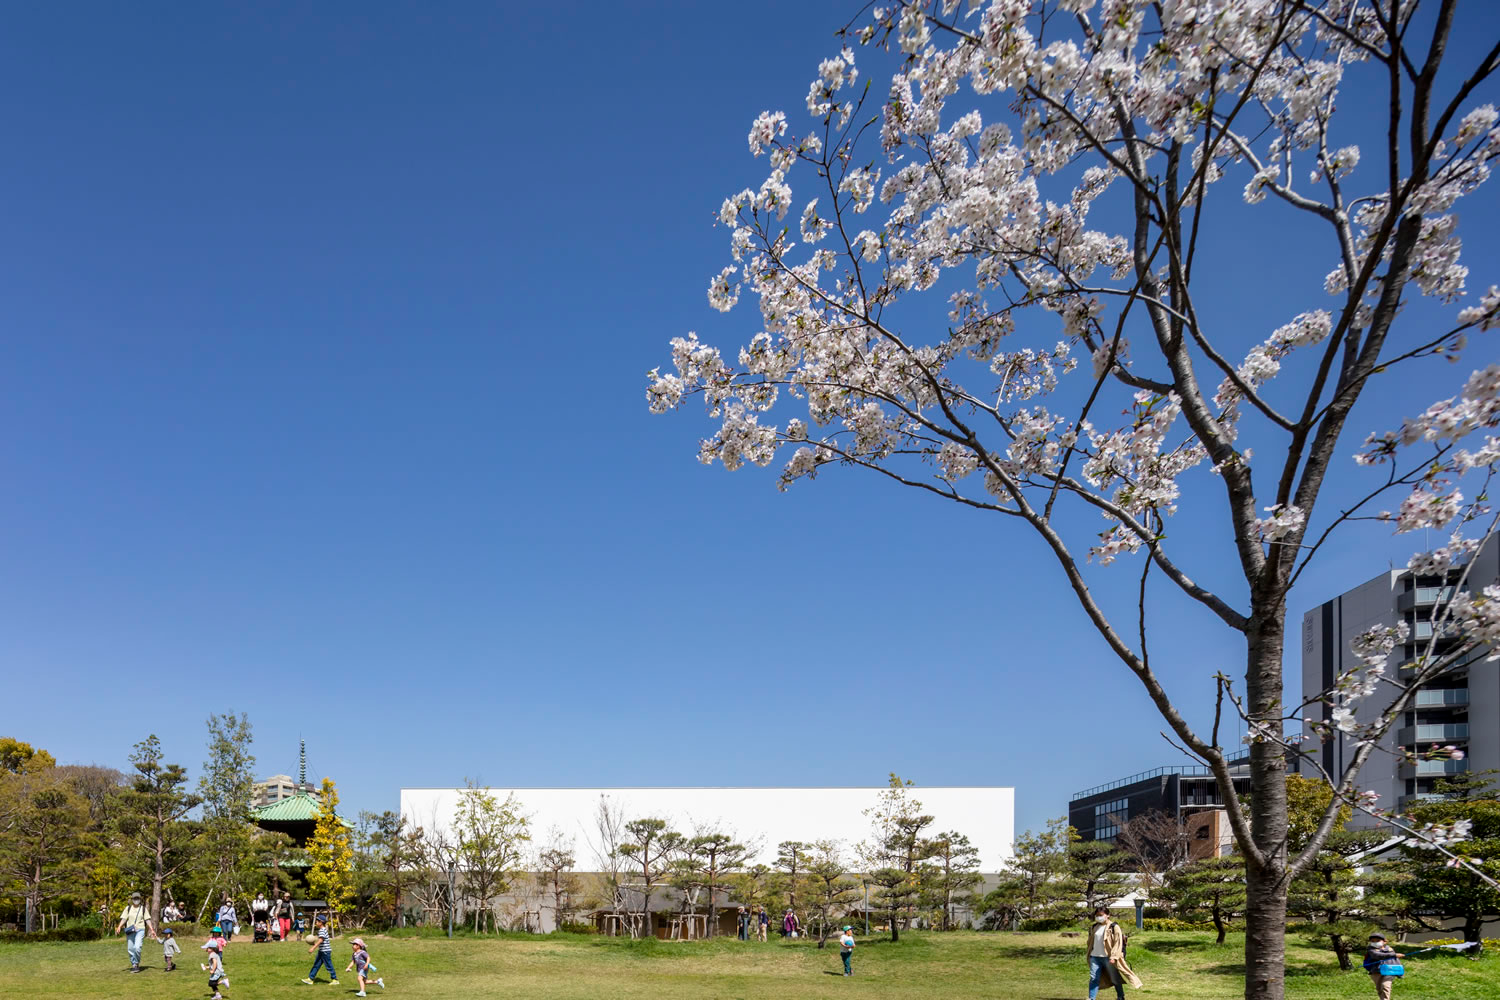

[350,937,365,948]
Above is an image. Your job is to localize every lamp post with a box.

[447,861,456,940]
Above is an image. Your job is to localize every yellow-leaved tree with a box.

[307,777,354,921]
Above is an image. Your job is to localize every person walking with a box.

[161,927,181,971]
[217,896,239,943]
[1086,907,1127,1000]
[838,925,856,976]
[114,891,156,973]
[250,892,271,936]
[272,893,292,942]
[736,906,748,941]
[1363,933,1406,1000]
[301,914,339,985]
[781,908,799,939]
[757,906,769,941]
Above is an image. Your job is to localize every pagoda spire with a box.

[299,740,307,787]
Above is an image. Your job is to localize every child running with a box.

[200,937,229,999]
[839,925,856,977]
[301,914,338,986]
[162,927,180,972]
[343,937,385,997]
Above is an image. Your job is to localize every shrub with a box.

[1018,917,1083,932]
[1142,918,1232,933]
[0,926,104,943]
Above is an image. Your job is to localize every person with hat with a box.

[161,926,181,972]
[200,934,229,999]
[838,925,856,976]
[114,891,156,972]
[1363,932,1406,1000]
[343,936,385,997]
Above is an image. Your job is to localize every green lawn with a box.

[0,929,1492,999]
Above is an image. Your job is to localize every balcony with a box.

[1398,586,1457,612]
[1396,723,1470,745]
[1398,793,1450,812]
[1414,688,1469,707]
[1398,645,1483,679]
[1400,758,1471,779]
[1412,620,1462,642]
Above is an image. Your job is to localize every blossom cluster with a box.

[647,0,1499,647]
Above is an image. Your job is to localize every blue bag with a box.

[1377,962,1404,977]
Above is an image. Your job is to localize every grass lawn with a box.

[0,929,1493,999]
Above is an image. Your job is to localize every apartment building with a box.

[1300,537,1499,818]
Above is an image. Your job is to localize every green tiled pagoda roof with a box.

[252,793,324,822]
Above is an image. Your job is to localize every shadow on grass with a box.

[986,943,1080,961]
[1201,962,1331,978]
[850,936,931,950]
[1139,938,1226,954]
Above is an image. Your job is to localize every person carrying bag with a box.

[1362,933,1405,1000]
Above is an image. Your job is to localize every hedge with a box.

[0,926,104,943]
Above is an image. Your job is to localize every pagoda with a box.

[250,742,326,848]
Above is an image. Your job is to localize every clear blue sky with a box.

[3,2,1497,839]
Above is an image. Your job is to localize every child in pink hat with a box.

[343,936,384,997]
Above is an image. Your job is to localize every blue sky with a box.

[3,2,1498,841]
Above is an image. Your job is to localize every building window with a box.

[1093,797,1129,842]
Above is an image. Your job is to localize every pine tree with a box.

[922,831,983,930]
[1392,772,1500,943]
[981,818,1074,927]
[1289,829,1388,969]
[1067,838,1132,914]
[1161,855,1247,944]
[115,735,201,926]
[805,840,860,947]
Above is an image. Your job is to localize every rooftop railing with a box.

[1071,749,1251,801]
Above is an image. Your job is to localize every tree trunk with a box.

[152,831,165,927]
[708,877,717,939]
[889,908,899,943]
[1212,906,1226,945]
[1243,862,1288,999]
[1243,616,1291,1000]
[1464,915,1481,943]
[1332,934,1351,972]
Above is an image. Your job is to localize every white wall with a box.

[400,786,1015,873]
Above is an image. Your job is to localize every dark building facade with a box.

[1068,752,1258,860]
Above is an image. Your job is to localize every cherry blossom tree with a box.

[648,2,1500,997]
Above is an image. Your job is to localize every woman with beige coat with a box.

[1085,907,1141,999]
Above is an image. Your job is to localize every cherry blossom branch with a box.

[1288,445,1455,586]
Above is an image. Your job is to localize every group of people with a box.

[1084,907,1407,1000]
[733,906,803,941]
[215,891,301,943]
[101,888,1414,997]
[112,889,389,997]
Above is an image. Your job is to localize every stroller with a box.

[253,919,270,943]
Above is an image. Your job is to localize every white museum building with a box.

[399,785,1015,935]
